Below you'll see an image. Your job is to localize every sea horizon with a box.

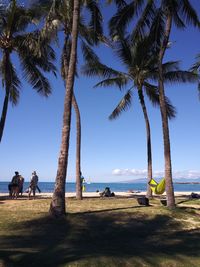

[1,181,200,194]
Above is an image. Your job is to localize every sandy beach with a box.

[1,191,200,198]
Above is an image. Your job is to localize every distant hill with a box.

[120,177,200,183]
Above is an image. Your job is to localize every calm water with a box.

[1,181,200,193]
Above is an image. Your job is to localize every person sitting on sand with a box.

[100,187,115,197]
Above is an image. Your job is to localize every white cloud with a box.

[112,168,200,179]
[112,168,147,176]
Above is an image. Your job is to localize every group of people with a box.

[8,171,41,199]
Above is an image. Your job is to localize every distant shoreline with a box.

[1,191,200,198]
[174,182,200,184]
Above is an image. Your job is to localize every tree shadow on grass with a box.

[0,208,200,267]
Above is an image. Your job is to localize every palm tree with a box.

[49,0,81,217]
[34,0,104,209]
[109,0,200,208]
[61,37,82,200]
[72,94,82,199]
[155,1,199,208]
[82,35,197,198]
[0,0,56,143]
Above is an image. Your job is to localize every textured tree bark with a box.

[72,94,82,200]
[0,51,10,143]
[138,89,152,198]
[49,0,81,217]
[158,14,175,208]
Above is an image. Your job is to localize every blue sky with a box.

[0,0,200,182]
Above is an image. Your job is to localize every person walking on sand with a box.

[18,175,24,196]
[28,171,39,199]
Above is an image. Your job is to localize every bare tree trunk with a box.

[0,51,10,143]
[49,0,80,217]
[138,89,152,198]
[72,94,82,200]
[158,14,175,208]
[0,92,9,143]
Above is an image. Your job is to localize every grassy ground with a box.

[0,195,200,267]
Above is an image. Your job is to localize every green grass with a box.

[0,196,200,267]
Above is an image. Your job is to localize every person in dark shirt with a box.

[8,171,20,196]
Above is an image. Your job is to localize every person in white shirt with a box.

[28,171,39,199]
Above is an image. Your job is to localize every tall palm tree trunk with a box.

[0,91,9,143]
[0,51,11,143]
[72,94,82,200]
[62,38,82,200]
[158,14,175,208]
[49,0,80,217]
[138,89,152,198]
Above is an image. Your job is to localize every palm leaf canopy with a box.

[1,54,21,105]
[162,0,200,28]
[0,0,56,102]
[109,0,156,41]
[82,35,198,119]
[32,0,104,46]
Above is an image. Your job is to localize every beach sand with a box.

[1,191,200,198]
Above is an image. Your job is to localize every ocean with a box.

[1,181,200,193]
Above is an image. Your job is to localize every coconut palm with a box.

[155,1,199,208]
[33,0,104,213]
[0,0,56,143]
[82,35,198,198]
[46,0,81,216]
[109,0,200,208]
[61,37,82,200]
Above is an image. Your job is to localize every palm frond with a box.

[190,53,200,72]
[81,61,120,79]
[106,0,126,8]
[1,55,21,105]
[179,0,200,27]
[84,0,103,44]
[144,82,159,106]
[164,70,198,84]
[94,75,129,90]
[162,61,180,72]
[81,40,100,64]
[109,1,135,38]
[9,64,21,106]
[15,32,57,76]
[114,36,133,67]
[148,7,165,50]
[172,10,186,28]
[164,96,176,119]
[131,0,155,42]
[109,89,133,120]
[20,57,52,97]
[79,22,96,45]
[144,82,176,119]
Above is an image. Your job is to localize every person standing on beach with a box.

[80,172,86,192]
[8,171,20,196]
[28,171,39,199]
[18,175,24,196]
